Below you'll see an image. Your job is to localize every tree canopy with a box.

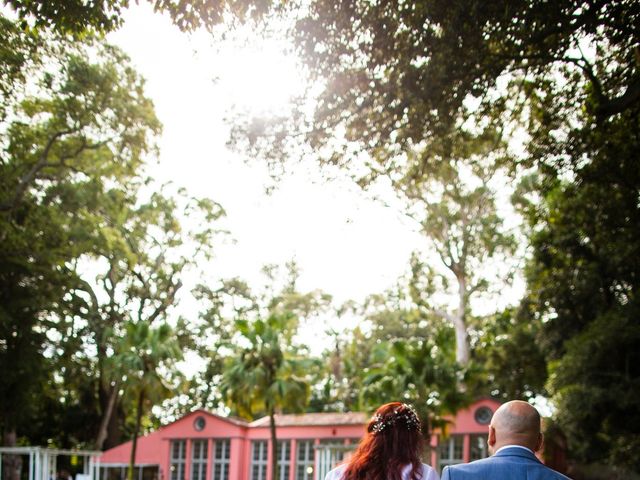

[227,0,640,474]
[1,1,639,476]
[3,0,278,33]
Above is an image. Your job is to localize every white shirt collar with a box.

[494,444,534,455]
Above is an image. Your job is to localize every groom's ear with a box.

[534,433,544,452]
[488,425,496,447]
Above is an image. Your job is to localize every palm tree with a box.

[221,313,312,480]
[117,321,182,480]
[361,337,468,436]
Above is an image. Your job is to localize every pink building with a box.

[99,399,501,480]
[429,398,501,468]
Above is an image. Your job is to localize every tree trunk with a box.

[454,275,470,366]
[2,429,21,480]
[269,409,277,480]
[96,381,119,450]
[453,312,470,365]
[128,391,145,480]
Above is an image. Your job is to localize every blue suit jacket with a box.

[441,446,570,480]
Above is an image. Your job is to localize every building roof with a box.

[249,412,368,428]
[100,430,161,465]
[100,409,249,465]
[188,409,249,428]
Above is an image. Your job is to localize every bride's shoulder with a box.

[324,463,347,480]
[420,463,440,480]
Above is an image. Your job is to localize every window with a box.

[319,439,345,465]
[474,407,493,425]
[250,441,268,480]
[316,439,347,480]
[212,439,231,480]
[101,466,125,480]
[101,466,158,480]
[295,441,315,480]
[190,440,208,480]
[194,416,206,431]
[275,441,291,480]
[141,466,159,480]
[470,434,489,461]
[438,435,464,471]
[170,440,186,480]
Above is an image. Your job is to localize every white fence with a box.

[0,447,101,480]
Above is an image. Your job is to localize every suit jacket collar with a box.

[494,446,542,463]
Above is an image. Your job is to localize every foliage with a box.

[517,105,640,470]
[470,304,547,401]
[0,16,160,446]
[0,15,43,121]
[221,314,312,419]
[232,0,639,176]
[402,147,516,365]
[78,182,224,449]
[313,280,470,434]
[0,13,225,453]
[115,321,182,480]
[155,261,330,421]
[361,337,467,435]
[228,1,640,471]
[221,313,313,480]
[548,311,640,471]
[3,0,279,34]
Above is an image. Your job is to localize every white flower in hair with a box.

[370,404,422,435]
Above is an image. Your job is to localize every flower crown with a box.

[370,403,422,435]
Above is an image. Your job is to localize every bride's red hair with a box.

[341,402,424,480]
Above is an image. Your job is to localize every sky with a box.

[106,4,427,348]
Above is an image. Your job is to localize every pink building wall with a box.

[429,398,502,467]
[100,410,366,480]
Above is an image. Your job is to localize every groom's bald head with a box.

[488,401,543,453]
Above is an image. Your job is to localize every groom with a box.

[441,400,570,480]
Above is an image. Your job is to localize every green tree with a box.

[161,261,329,421]
[3,0,277,34]
[0,15,43,121]
[115,321,182,480]
[315,279,467,432]
[471,304,547,401]
[231,0,639,177]
[220,314,313,480]
[0,13,226,453]
[515,105,640,471]
[402,144,516,366]
[227,3,639,471]
[0,17,160,450]
[76,183,223,449]
[360,334,467,436]
[0,40,160,214]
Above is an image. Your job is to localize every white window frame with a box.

[295,440,315,480]
[469,434,489,461]
[212,439,230,480]
[190,440,207,480]
[275,441,290,480]
[438,435,464,471]
[170,440,186,480]
[250,441,268,480]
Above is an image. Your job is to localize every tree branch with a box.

[146,274,183,324]
[0,128,78,212]
[596,76,640,119]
